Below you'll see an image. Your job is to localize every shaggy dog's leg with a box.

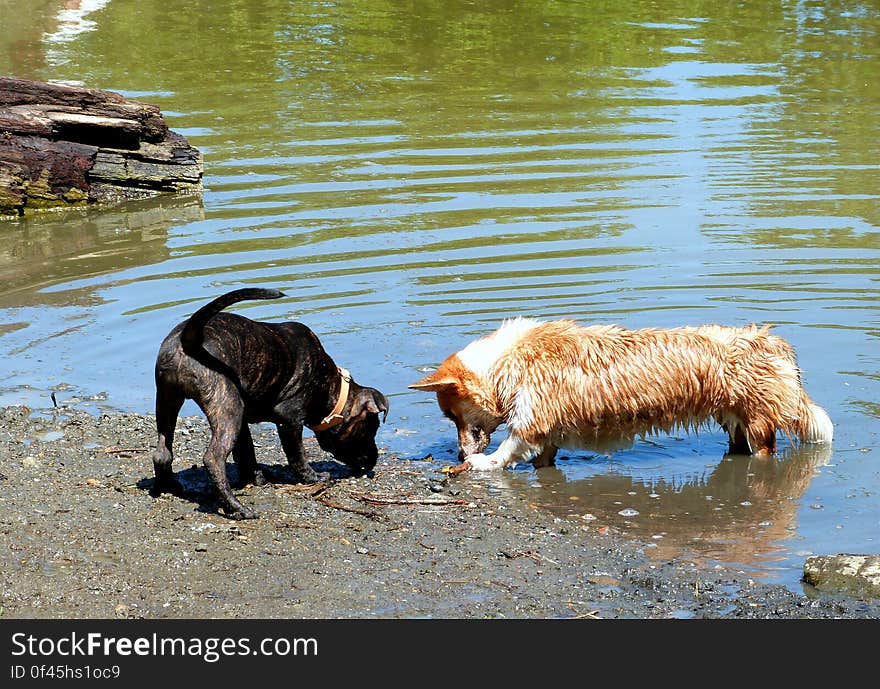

[727,424,752,455]
[742,416,777,457]
[464,433,537,470]
[531,444,558,468]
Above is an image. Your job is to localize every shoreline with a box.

[1,405,877,619]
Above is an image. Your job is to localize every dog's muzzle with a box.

[458,427,490,460]
[345,451,377,476]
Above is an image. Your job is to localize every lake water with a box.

[1,0,878,589]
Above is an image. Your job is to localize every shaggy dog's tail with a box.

[181,288,285,350]
[795,397,834,444]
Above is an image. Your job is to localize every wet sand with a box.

[1,405,877,619]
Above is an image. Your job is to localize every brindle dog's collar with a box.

[311,367,351,432]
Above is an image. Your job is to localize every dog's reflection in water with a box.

[491,442,833,569]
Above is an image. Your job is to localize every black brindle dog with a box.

[152,288,389,519]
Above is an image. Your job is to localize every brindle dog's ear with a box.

[352,388,389,422]
[371,389,390,422]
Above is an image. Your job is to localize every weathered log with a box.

[803,554,880,599]
[0,76,201,216]
[0,76,168,142]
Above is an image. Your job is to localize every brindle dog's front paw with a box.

[224,504,259,520]
[221,495,258,519]
[290,464,320,484]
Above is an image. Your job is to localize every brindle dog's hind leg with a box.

[199,393,256,519]
[277,422,320,483]
[232,423,267,487]
[152,384,185,496]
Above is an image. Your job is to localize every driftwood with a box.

[317,496,383,520]
[351,492,471,507]
[0,76,202,216]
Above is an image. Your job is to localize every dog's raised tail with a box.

[796,398,834,445]
[181,288,285,348]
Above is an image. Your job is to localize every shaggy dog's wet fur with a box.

[411,319,832,472]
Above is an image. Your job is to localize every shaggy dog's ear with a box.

[409,372,459,392]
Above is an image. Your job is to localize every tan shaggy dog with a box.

[410,319,833,473]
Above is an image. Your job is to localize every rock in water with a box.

[0,76,202,216]
[803,554,880,599]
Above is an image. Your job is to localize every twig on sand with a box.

[499,549,559,565]
[571,610,602,619]
[490,580,516,592]
[104,447,148,455]
[350,492,470,507]
[317,496,383,520]
[276,482,330,497]
[311,484,332,499]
